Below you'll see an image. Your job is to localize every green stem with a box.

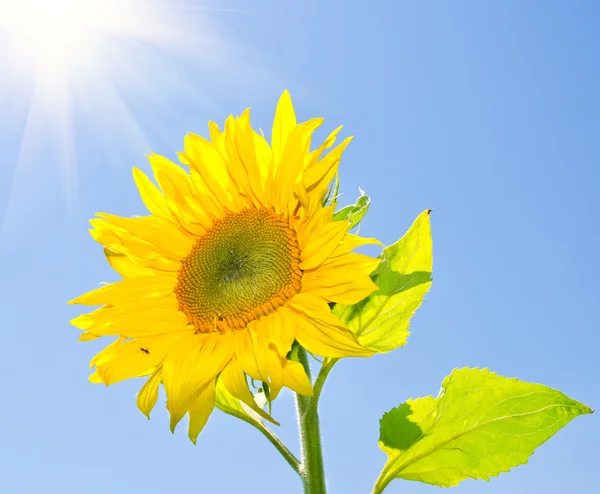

[371,462,394,494]
[219,408,301,474]
[313,358,339,405]
[295,346,327,493]
[254,421,302,475]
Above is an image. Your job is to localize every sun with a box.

[0,0,244,244]
[1,0,138,69]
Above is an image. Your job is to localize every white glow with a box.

[0,0,267,245]
[0,0,140,69]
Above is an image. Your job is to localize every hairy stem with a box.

[371,463,394,494]
[295,346,327,493]
[221,408,300,474]
[313,358,339,405]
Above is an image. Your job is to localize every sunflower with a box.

[69,91,381,442]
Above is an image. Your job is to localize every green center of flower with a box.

[175,208,302,333]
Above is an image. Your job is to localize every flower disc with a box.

[175,208,302,333]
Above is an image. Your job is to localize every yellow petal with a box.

[236,329,298,400]
[299,219,348,270]
[305,125,343,170]
[233,111,270,207]
[70,297,188,338]
[88,370,103,384]
[234,331,278,388]
[252,308,296,358]
[221,115,262,208]
[148,153,212,234]
[304,136,353,193]
[68,274,176,306]
[208,120,222,142]
[282,360,313,396]
[251,126,274,193]
[188,381,216,444]
[289,293,373,358]
[163,333,234,431]
[96,331,187,386]
[302,253,380,304]
[90,220,181,272]
[104,248,155,278]
[136,366,163,419]
[90,335,126,369]
[295,203,334,243]
[132,167,171,219]
[78,332,100,342]
[328,234,383,258]
[96,214,194,260]
[183,132,244,213]
[274,118,324,214]
[271,90,296,169]
[220,357,279,425]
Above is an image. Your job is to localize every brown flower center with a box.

[175,208,302,333]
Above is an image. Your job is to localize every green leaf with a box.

[333,210,432,352]
[332,190,370,229]
[374,367,593,491]
[214,378,268,424]
[214,379,254,420]
[323,172,340,206]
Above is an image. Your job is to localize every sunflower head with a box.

[69,91,381,443]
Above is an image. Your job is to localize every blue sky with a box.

[0,1,598,493]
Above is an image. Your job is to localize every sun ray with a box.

[0,0,270,246]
